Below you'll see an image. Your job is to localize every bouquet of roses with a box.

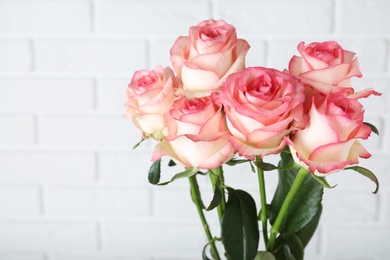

[124,19,381,260]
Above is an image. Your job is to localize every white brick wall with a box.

[0,0,389,259]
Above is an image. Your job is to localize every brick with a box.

[0,221,98,250]
[50,254,150,260]
[41,115,138,147]
[321,189,379,222]
[98,151,154,184]
[0,1,91,33]
[103,221,205,253]
[0,115,36,145]
[352,77,389,112]
[35,39,147,73]
[99,1,210,34]
[218,1,332,34]
[337,38,388,74]
[0,78,94,111]
[0,151,96,183]
[325,225,390,257]
[323,154,389,192]
[46,187,150,217]
[0,39,31,71]
[153,187,199,218]
[0,186,41,215]
[340,0,390,33]
[0,256,46,260]
[150,37,179,68]
[98,78,130,112]
[244,39,267,67]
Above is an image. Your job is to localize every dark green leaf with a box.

[202,238,220,260]
[311,174,337,189]
[206,181,222,211]
[148,159,161,185]
[132,137,147,150]
[225,158,251,166]
[254,161,278,171]
[296,204,322,248]
[157,167,199,186]
[168,159,177,167]
[254,251,276,260]
[222,188,259,260]
[286,234,304,260]
[345,166,379,194]
[270,152,324,235]
[202,245,212,260]
[364,121,379,135]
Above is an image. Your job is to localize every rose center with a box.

[247,75,276,97]
[199,26,227,41]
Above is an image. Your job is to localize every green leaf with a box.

[202,237,220,260]
[222,188,259,260]
[206,181,222,211]
[157,167,199,186]
[254,251,276,260]
[225,158,251,166]
[270,152,324,236]
[254,160,278,171]
[168,159,177,167]
[364,121,379,135]
[286,234,304,260]
[132,137,147,150]
[148,159,161,185]
[311,174,337,189]
[296,204,322,248]
[345,166,379,194]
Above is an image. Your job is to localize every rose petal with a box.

[181,64,220,91]
[292,103,339,158]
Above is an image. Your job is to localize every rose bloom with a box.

[218,67,306,159]
[124,65,177,140]
[287,92,372,175]
[152,95,234,169]
[289,41,363,94]
[170,19,250,97]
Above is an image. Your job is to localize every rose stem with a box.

[255,156,269,247]
[209,166,226,221]
[267,167,310,252]
[189,175,221,260]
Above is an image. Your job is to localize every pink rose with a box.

[287,92,372,175]
[170,19,250,97]
[152,95,234,169]
[218,67,306,159]
[289,41,362,94]
[124,65,177,140]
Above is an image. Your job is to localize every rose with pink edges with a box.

[152,94,234,169]
[170,19,250,97]
[287,91,372,175]
[124,65,177,140]
[219,67,306,159]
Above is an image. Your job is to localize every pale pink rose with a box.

[287,92,372,175]
[170,19,250,97]
[124,65,177,140]
[218,67,306,160]
[289,41,363,94]
[152,95,234,169]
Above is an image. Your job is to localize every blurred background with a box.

[0,0,389,259]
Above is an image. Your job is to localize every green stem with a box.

[189,175,221,260]
[209,166,226,221]
[255,156,269,247]
[267,167,310,252]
